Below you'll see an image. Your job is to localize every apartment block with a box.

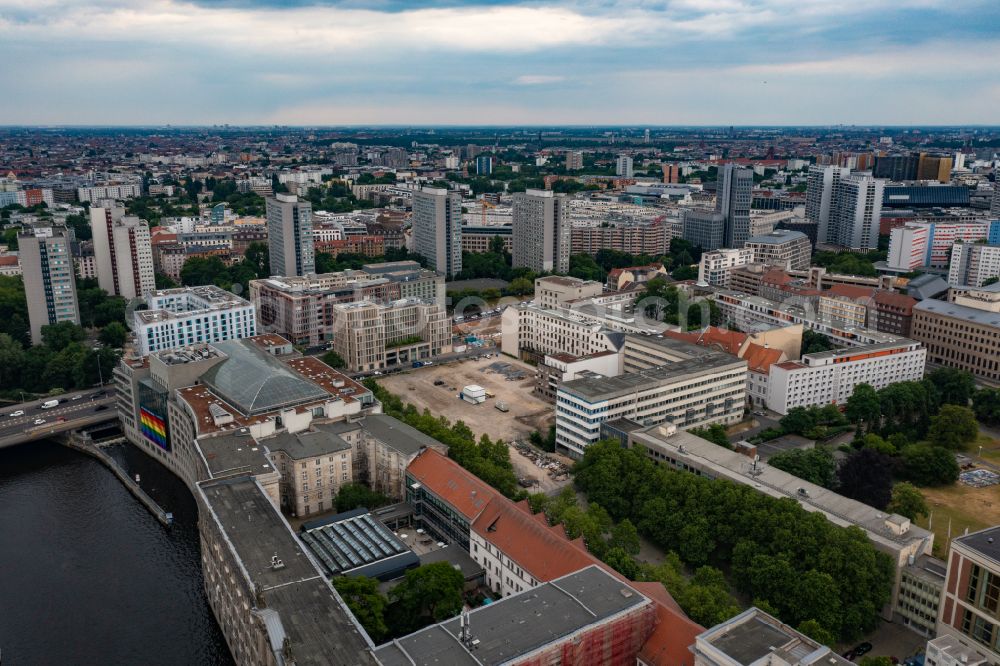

[743,230,811,270]
[412,187,462,277]
[90,206,156,299]
[806,164,850,245]
[934,526,1000,664]
[461,225,511,254]
[132,285,257,355]
[570,220,670,256]
[77,182,142,202]
[329,298,450,372]
[266,193,315,277]
[830,174,884,251]
[698,248,754,287]
[949,242,1000,287]
[766,340,927,415]
[716,164,753,248]
[19,226,80,344]
[512,189,570,273]
[888,221,998,270]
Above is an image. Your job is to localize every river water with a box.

[0,441,233,665]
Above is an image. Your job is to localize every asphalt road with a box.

[0,390,117,440]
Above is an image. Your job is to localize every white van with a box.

[41,400,60,409]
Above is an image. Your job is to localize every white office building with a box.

[132,285,257,356]
[555,337,747,457]
[697,248,755,287]
[766,340,926,414]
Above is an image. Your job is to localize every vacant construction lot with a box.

[379,356,568,492]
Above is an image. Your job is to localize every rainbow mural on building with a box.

[139,407,168,450]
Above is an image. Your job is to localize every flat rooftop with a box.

[372,565,650,666]
[361,413,443,456]
[198,477,375,664]
[954,525,1000,564]
[561,351,745,402]
[196,429,274,479]
[915,298,1000,328]
[699,609,851,666]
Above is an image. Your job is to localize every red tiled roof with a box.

[0,256,18,266]
[825,284,875,300]
[775,360,805,370]
[472,497,598,584]
[638,602,703,666]
[406,449,499,521]
[742,342,784,374]
[873,290,916,310]
[697,327,748,355]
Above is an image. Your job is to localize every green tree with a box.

[508,277,533,296]
[608,518,641,556]
[155,272,178,289]
[797,619,836,647]
[859,657,894,666]
[332,576,388,643]
[244,242,271,278]
[887,482,929,520]
[927,368,975,406]
[387,562,465,635]
[322,350,346,369]
[690,423,730,448]
[927,405,978,450]
[901,445,959,486]
[973,388,1000,425]
[99,322,127,348]
[0,332,25,390]
[335,483,391,513]
[801,329,835,355]
[837,449,893,509]
[846,383,881,433]
[40,321,86,350]
[768,448,837,488]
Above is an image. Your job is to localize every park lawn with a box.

[916,483,1000,558]
[975,433,1000,461]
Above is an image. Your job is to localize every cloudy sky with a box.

[1,0,997,125]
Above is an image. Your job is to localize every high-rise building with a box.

[682,208,726,251]
[715,164,753,248]
[412,187,462,277]
[805,165,850,244]
[992,180,1000,217]
[475,155,493,175]
[916,153,952,183]
[266,193,314,277]
[874,152,918,180]
[615,155,634,178]
[643,128,650,144]
[511,189,570,273]
[830,174,885,251]
[948,242,1000,287]
[663,163,681,184]
[19,226,81,345]
[565,151,583,170]
[89,206,156,299]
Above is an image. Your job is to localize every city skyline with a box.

[1,0,998,125]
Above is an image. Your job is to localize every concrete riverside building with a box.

[132,285,257,355]
[19,225,81,344]
[932,526,1000,665]
[911,285,1000,384]
[766,340,927,415]
[89,206,156,299]
[555,336,747,457]
[249,261,444,347]
[743,230,811,270]
[329,298,451,372]
[266,193,315,277]
[511,189,570,274]
[412,186,462,277]
[628,424,934,618]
